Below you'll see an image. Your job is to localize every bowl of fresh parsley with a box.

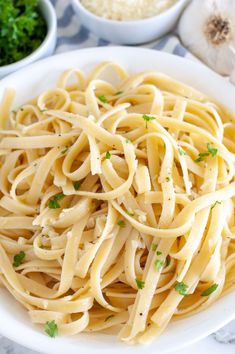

[0,0,57,78]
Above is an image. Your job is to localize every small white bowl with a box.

[0,0,57,78]
[71,0,189,45]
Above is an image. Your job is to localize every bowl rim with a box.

[0,46,235,354]
[72,0,188,25]
[0,0,57,72]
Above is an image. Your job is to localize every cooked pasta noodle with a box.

[0,62,235,344]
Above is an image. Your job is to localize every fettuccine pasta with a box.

[0,62,235,344]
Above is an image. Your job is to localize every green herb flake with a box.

[104,314,114,322]
[117,220,125,228]
[127,211,135,217]
[73,181,81,191]
[115,91,123,96]
[154,259,164,271]
[61,146,69,154]
[152,243,158,251]
[194,152,210,163]
[175,281,188,296]
[195,143,218,163]
[201,283,218,297]
[48,193,65,209]
[135,278,145,289]
[165,256,170,267]
[13,251,26,267]
[165,176,171,182]
[0,0,47,67]
[207,143,218,157]
[156,251,162,256]
[126,138,132,144]
[211,200,221,210]
[105,151,111,159]
[178,148,186,156]
[45,320,58,338]
[142,114,156,128]
[98,95,108,103]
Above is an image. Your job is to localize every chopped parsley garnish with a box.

[195,143,218,162]
[117,220,125,228]
[142,114,156,128]
[156,251,162,256]
[45,320,58,338]
[126,138,132,144]
[40,109,48,113]
[127,211,135,217]
[211,200,221,210]
[48,193,65,209]
[73,181,81,191]
[105,151,111,159]
[154,259,164,271]
[98,95,108,103]
[0,0,47,66]
[165,176,171,182]
[178,148,186,156]
[175,281,188,296]
[115,91,123,95]
[201,283,218,296]
[104,314,114,322]
[152,243,158,251]
[135,278,145,289]
[207,143,218,157]
[13,251,26,267]
[61,146,69,154]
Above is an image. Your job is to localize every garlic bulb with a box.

[178,0,235,76]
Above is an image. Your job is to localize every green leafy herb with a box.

[165,176,171,182]
[142,114,156,128]
[152,243,158,251]
[73,181,81,191]
[175,281,188,296]
[105,151,111,159]
[135,278,145,289]
[154,259,164,271]
[48,193,65,209]
[207,143,218,157]
[211,200,221,210]
[98,95,108,103]
[61,146,69,154]
[13,251,26,267]
[178,148,186,156]
[126,138,132,144]
[201,283,218,297]
[127,210,135,217]
[195,152,210,163]
[195,143,218,162]
[117,220,125,228]
[39,109,48,113]
[115,91,123,96]
[0,0,47,66]
[156,251,162,256]
[104,314,114,322]
[45,320,58,338]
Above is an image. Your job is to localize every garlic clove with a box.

[178,0,235,76]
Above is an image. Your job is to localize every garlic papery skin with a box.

[178,0,235,76]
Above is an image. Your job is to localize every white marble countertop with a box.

[1,320,235,354]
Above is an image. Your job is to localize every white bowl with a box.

[0,0,57,79]
[0,47,235,354]
[71,0,189,45]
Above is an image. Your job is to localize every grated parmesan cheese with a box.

[80,0,177,21]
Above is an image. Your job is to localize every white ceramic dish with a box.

[0,0,57,79]
[71,0,189,44]
[0,47,235,354]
